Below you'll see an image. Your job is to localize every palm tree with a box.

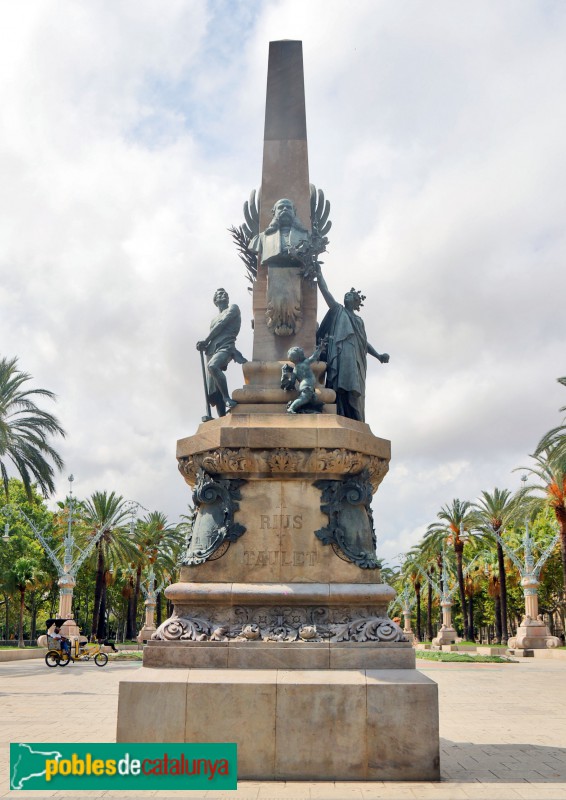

[402,548,427,641]
[535,377,566,460]
[471,488,518,645]
[425,499,474,639]
[518,448,566,593]
[0,356,65,499]
[82,492,138,639]
[126,512,182,639]
[6,557,39,647]
[419,534,445,639]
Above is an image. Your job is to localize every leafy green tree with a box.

[518,448,566,592]
[471,488,519,644]
[401,550,424,641]
[81,492,138,639]
[425,499,476,639]
[535,377,566,460]
[0,356,65,499]
[0,479,57,640]
[6,557,40,646]
[127,512,182,638]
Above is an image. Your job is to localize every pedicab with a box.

[43,619,116,667]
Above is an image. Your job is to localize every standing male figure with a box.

[196,288,247,417]
[315,266,389,422]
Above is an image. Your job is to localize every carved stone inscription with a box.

[243,550,317,567]
[260,514,303,529]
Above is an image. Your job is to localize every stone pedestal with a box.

[508,614,560,650]
[432,601,459,646]
[117,667,439,780]
[117,412,440,780]
[57,574,80,637]
[432,624,460,646]
[508,576,560,649]
[137,599,157,644]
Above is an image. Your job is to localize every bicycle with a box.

[44,635,71,668]
[68,638,108,667]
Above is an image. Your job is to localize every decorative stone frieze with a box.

[152,604,406,643]
[178,447,389,491]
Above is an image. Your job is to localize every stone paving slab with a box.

[0,658,565,799]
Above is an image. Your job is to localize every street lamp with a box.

[1,483,151,639]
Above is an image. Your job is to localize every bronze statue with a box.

[315,266,389,422]
[249,198,311,337]
[250,198,310,265]
[281,340,326,414]
[196,288,247,418]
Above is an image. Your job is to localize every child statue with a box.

[281,339,327,414]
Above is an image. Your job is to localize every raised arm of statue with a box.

[367,343,390,364]
[314,265,338,309]
[307,335,327,364]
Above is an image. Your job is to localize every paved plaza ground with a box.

[0,657,565,800]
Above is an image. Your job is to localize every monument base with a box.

[508,616,560,649]
[432,625,460,646]
[116,666,439,780]
[137,625,157,644]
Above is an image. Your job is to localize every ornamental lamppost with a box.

[424,548,480,647]
[2,476,150,639]
[499,518,560,650]
[137,566,166,644]
[389,585,415,641]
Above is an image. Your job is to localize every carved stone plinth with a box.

[117,667,440,780]
[508,614,560,650]
[432,625,460,646]
[177,413,389,483]
[152,582,402,650]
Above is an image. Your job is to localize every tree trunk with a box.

[455,544,469,640]
[126,578,136,641]
[495,536,509,644]
[415,584,422,642]
[426,576,433,640]
[156,592,162,626]
[91,542,105,637]
[30,593,38,642]
[494,593,502,643]
[556,508,566,594]
[4,593,9,641]
[134,564,142,632]
[97,580,107,640]
[18,588,25,648]
[468,594,474,642]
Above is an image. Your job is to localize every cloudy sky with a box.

[1,1,564,565]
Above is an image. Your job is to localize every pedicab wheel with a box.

[58,652,71,666]
[45,651,60,668]
[94,652,108,667]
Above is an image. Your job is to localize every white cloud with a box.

[1,1,565,568]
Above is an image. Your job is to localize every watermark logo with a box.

[10,743,237,790]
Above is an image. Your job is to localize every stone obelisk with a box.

[253,40,316,362]
[116,40,440,782]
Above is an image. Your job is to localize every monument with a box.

[117,40,440,781]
